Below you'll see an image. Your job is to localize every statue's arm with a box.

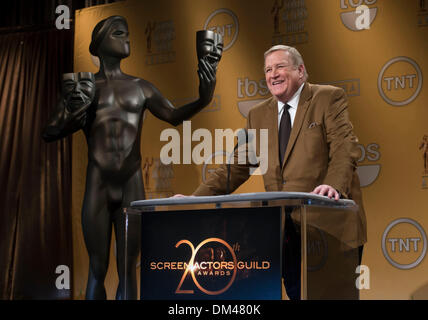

[144,58,217,126]
[42,99,88,142]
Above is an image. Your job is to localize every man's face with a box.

[264,50,304,103]
[197,30,223,69]
[62,72,95,108]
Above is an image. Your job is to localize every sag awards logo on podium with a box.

[271,0,308,46]
[204,8,239,52]
[144,20,176,65]
[382,218,427,270]
[340,0,378,31]
[150,238,271,296]
[378,56,423,106]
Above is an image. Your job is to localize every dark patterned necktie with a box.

[279,104,291,166]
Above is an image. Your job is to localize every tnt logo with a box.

[382,218,427,270]
[378,57,423,106]
[340,0,378,31]
[204,9,239,51]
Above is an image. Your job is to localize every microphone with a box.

[226,129,253,194]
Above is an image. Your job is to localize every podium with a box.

[123,192,362,300]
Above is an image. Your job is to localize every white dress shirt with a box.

[277,83,305,128]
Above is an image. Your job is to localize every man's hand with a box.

[311,184,340,201]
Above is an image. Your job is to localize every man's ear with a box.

[298,64,305,79]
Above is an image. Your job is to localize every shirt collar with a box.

[278,82,305,114]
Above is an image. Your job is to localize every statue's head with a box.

[89,16,130,59]
[196,30,223,70]
[62,72,96,108]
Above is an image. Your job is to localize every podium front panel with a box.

[139,206,282,300]
[124,192,360,300]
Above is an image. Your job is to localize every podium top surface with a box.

[130,191,356,208]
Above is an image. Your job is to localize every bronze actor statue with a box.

[43,16,223,300]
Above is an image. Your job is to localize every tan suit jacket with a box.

[194,82,367,244]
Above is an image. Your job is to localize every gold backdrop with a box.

[73,0,428,299]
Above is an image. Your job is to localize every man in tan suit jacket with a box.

[191,45,367,299]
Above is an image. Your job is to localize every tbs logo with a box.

[236,77,270,118]
[357,143,381,187]
[340,0,378,31]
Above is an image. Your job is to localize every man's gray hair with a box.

[264,45,308,80]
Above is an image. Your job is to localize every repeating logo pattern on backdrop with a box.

[74,0,428,300]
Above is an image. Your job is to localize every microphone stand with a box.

[226,129,248,194]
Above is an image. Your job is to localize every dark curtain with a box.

[0,29,74,299]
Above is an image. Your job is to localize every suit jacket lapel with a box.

[281,82,312,171]
[265,97,281,174]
